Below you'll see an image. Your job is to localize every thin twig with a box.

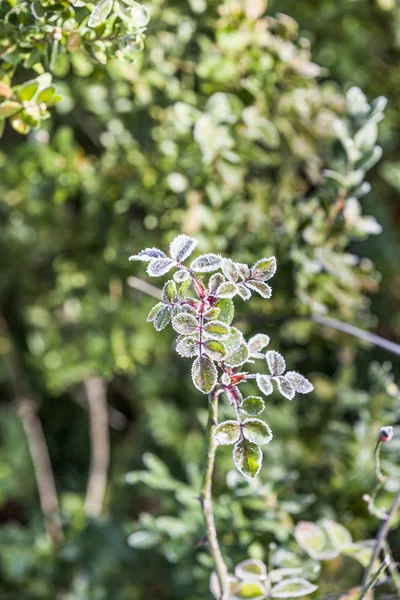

[312,314,400,357]
[382,541,400,596]
[359,556,391,600]
[362,489,400,589]
[84,377,110,518]
[200,390,229,599]
[128,276,163,300]
[18,398,64,544]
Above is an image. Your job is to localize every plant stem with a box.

[361,488,400,590]
[200,389,230,600]
[359,557,390,600]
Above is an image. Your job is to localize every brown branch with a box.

[18,398,63,544]
[84,376,110,518]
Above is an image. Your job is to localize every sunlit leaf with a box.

[275,376,295,400]
[176,335,200,358]
[162,280,177,303]
[246,280,272,299]
[203,320,230,340]
[147,258,175,277]
[88,0,114,28]
[256,374,273,396]
[233,439,262,479]
[213,420,241,445]
[153,305,171,331]
[235,558,267,581]
[248,334,270,355]
[129,248,166,262]
[271,578,318,598]
[169,234,197,262]
[251,257,277,281]
[191,355,217,393]
[266,351,286,376]
[216,281,238,298]
[172,313,199,335]
[191,253,223,272]
[285,371,313,394]
[240,396,265,416]
[242,418,272,445]
[203,339,227,360]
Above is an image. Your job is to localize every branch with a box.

[128,276,162,300]
[18,398,63,544]
[361,488,400,590]
[200,389,230,599]
[312,314,400,357]
[84,376,110,518]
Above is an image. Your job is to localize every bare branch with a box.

[18,398,63,544]
[84,376,110,518]
[127,276,163,300]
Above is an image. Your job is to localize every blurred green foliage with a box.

[1,0,400,598]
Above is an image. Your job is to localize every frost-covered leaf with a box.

[203,320,230,340]
[204,339,227,361]
[176,336,199,358]
[271,578,318,598]
[147,302,164,322]
[162,280,177,303]
[191,253,223,272]
[172,313,199,335]
[294,522,326,559]
[88,0,113,27]
[224,327,243,353]
[153,305,171,331]
[174,269,190,283]
[236,263,250,279]
[129,247,166,262]
[178,279,191,298]
[275,376,295,400]
[233,440,262,479]
[243,418,272,445]
[215,298,234,324]
[285,372,313,394]
[191,356,218,393]
[234,580,266,598]
[169,234,197,262]
[222,259,238,282]
[341,543,373,567]
[209,273,225,292]
[225,342,249,368]
[147,258,175,277]
[321,520,352,550]
[251,257,277,281]
[214,420,241,445]
[249,334,270,355]
[114,0,150,27]
[204,307,221,320]
[256,374,273,396]
[266,350,286,376]
[240,396,265,416]
[246,280,272,298]
[217,282,238,298]
[235,559,267,581]
[237,283,252,300]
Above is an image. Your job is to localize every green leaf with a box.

[203,339,227,360]
[203,320,230,340]
[321,519,352,550]
[240,396,265,416]
[341,543,373,568]
[235,558,267,581]
[271,578,318,598]
[10,115,30,134]
[237,283,252,300]
[176,336,199,358]
[251,257,277,281]
[128,531,161,549]
[233,439,262,479]
[248,334,270,355]
[294,522,329,560]
[17,81,39,102]
[215,298,234,324]
[0,101,21,118]
[37,86,55,104]
[172,313,199,335]
[169,234,197,262]
[190,253,223,272]
[153,305,171,331]
[209,273,225,292]
[246,280,272,298]
[213,420,241,445]
[234,580,266,598]
[225,342,249,368]
[203,307,221,320]
[162,280,177,303]
[191,356,217,393]
[147,302,164,322]
[216,281,238,298]
[242,418,272,445]
[88,0,114,27]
